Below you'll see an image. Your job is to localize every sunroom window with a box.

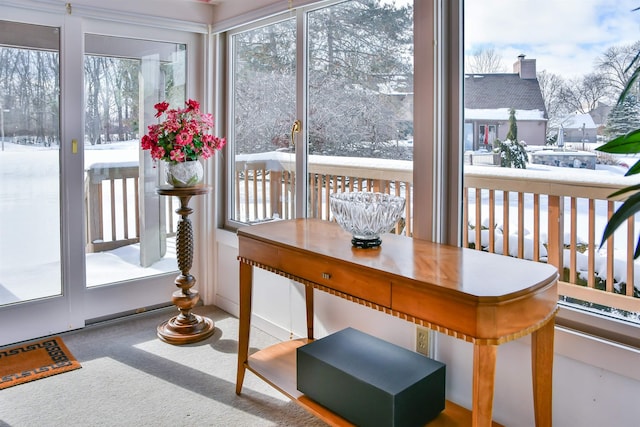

[226,0,414,230]
[463,1,640,333]
[221,0,639,342]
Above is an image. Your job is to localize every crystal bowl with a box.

[329,191,406,248]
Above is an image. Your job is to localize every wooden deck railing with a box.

[235,154,413,235]
[463,165,640,316]
[85,162,140,253]
[234,153,640,317]
[84,162,176,253]
[85,155,640,317]
[308,156,413,237]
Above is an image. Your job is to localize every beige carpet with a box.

[0,305,326,426]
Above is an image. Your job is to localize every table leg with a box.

[305,285,314,340]
[531,317,555,427]
[236,261,253,395]
[472,343,497,427]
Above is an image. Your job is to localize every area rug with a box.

[0,336,81,390]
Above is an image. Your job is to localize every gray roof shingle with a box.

[464,73,548,119]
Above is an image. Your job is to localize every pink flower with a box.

[154,102,169,118]
[141,99,224,164]
[186,99,200,111]
[151,146,165,160]
[175,132,193,147]
[201,145,213,159]
[201,113,214,128]
[209,136,226,150]
[170,149,185,162]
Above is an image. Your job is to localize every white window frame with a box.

[214,0,640,354]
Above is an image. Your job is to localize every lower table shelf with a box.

[245,339,504,427]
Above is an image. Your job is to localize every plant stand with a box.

[156,185,215,344]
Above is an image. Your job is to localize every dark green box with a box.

[296,327,445,427]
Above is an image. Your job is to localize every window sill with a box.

[554,305,640,382]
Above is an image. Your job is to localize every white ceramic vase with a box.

[165,160,204,187]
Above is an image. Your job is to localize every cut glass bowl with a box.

[329,191,406,248]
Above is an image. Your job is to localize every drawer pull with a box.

[322,272,331,280]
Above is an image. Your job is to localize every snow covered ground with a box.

[465,143,640,321]
[1,139,638,320]
[0,139,176,305]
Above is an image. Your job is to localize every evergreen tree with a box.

[494,109,527,168]
[506,108,518,141]
[493,139,528,169]
[604,95,640,139]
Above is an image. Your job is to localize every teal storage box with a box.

[296,327,445,427]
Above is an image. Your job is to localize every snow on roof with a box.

[560,112,597,129]
[464,108,546,121]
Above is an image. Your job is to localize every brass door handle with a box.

[290,119,301,147]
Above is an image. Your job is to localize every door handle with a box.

[290,119,301,148]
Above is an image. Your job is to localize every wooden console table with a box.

[235,219,558,426]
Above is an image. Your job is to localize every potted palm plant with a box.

[596,6,640,257]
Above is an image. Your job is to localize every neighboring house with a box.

[464,54,548,151]
[589,101,613,137]
[559,112,598,144]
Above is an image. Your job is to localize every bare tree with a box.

[558,73,609,114]
[233,0,413,159]
[595,41,640,101]
[537,70,570,133]
[465,48,506,73]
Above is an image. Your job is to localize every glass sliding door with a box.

[83,35,183,288]
[0,9,203,345]
[0,22,62,305]
[82,33,194,320]
[0,18,81,346]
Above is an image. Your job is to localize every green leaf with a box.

[617,66,640,104]
[608,182,640,199]
[596,129,640,154]
[600,192,640,253]
[623,50,640,75]
[625,159,640,177]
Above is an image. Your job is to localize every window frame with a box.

[216,0,640,349]
[223,12,299,230]
[455,1,640,347]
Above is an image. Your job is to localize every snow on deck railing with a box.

[88,154,639,318]
[235,153,639,317]
[464,164,640,318]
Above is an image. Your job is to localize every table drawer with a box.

[239,237,391,307]
[284,248,391,306]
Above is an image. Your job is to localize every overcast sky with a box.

[464,0,640,78]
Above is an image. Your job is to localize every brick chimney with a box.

[513,54,537,79]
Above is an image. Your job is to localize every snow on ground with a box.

[0,140,176,304]
[1,139,639,310]
[465,145,640,311]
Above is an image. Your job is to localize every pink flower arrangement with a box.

[141,99,225,163]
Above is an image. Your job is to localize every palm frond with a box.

[600,192,640,255]
[596,129,640,154]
